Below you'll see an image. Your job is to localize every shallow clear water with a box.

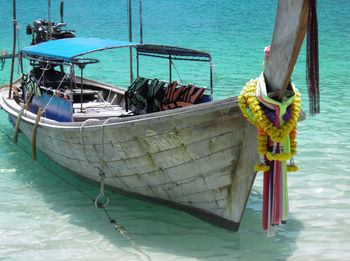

[0,0,350,260]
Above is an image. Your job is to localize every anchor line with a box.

[0,127,152,261]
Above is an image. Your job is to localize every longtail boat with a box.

[0,0,318,234]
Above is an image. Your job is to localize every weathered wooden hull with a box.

[0,84,258,231]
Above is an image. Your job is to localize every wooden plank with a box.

[130,167,232,196]
[31,104,246,166]
[34,115,245,167]
[40,100,243,145]
[224,123,258,223]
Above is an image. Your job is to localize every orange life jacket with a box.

[160,82,205,111]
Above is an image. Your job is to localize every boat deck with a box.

[72,102,128,121]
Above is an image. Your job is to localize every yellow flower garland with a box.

[239,76,301,172]
[255,163,270,172]
[287,165,299,172]
[239,79,301,143]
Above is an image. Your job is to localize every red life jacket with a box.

[160,82,205,111]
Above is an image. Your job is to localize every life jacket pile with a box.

[125,77,206,113]
[125,77,166,113]
[159,81,205,111]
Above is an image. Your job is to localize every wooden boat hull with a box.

[0,84,258,231]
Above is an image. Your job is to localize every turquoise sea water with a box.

[1,0,350,260]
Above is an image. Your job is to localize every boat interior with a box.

[16,41,213,122]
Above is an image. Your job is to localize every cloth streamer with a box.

[238,73,301,236]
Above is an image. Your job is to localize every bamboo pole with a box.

[8,0,17,99]
[48,0,52,38]
[13,103,27,143]
[32,108,44,161]
[139,0,143,44]
[48,0,51,22]
[129,0,133,84]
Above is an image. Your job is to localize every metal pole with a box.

[210,61,213,99]
[48,0,52,38]
[169,55,172,84]
[139,0,143,44]
[128,0,133,84]
[48,0,51,22]
[80,69,83,112]
[8,0,17,99]
[136,53,139,77]
[60,1,64,23]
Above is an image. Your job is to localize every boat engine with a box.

[26,20,75,45]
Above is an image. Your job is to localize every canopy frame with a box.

[20,38,213,96]
[135,44,213,96]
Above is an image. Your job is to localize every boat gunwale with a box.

[0,82,239,130]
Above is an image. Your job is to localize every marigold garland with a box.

[238,74,301,171]
[239,79,301,143]
[287,165,299,172]
[257,127,268,155]
[255,163,270,172]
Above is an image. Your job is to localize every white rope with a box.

[42,66,72,113]
[99,117,118,196]
[37,63,50,86]
[79,119,99,163]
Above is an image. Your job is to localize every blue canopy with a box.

[21,37,138,62]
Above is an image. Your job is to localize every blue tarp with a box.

[29,93,73,122]
[21,37,138,62]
